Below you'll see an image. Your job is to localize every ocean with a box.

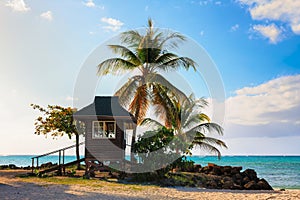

[0,155,299,189]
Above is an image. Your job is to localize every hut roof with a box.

[74,96,134,118]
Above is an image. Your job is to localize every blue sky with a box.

[0,0,299,155]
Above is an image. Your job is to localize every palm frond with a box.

[188,122,224,136]
[191,141,222,159]
[193,135,227,149]
[140,118,164,128]
[159,32,186,50]
[156,56,197,71]
[151,83,179,128]
[114,76,141,107]
[108,45,141,65]
[147,73,188,103]
[121,30,143,48]
[154,52,178,64]
[97,58,137,75]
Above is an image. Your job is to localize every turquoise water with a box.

[0,155,84,168]
[1,155,299,189]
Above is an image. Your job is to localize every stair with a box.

[31,142,85,176]
[38,158,85,175]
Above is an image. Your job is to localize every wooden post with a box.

[31,158,34,173]
[62,150,65,175]
[62,150,65,165]
[58,151,61,175]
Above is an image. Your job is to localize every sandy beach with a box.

[0,170,299,200]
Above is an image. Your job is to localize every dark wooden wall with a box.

[84,118,131,161]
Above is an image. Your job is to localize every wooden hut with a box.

[74,96,136,175]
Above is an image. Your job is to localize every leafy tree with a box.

[98,19,197,157]
[142,94,227,158]
[133,127,180,177]
[31,104,85,169]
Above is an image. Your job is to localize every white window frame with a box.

[92,121,116,139]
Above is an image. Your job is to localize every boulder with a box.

[223,166,232,175]
[244,180,260,190]
[257,179,273,190]
[8,164,18,169]
[208,163,216,167]
[212,165,222,176]
[242,169,258,181]
[165,164,273,190]
[194,164,202,172]
[231,166,242,175]
[222,180,234,189]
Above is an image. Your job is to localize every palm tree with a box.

[142,94,227,158]
[98,19,197,158]
[98,19,196,123]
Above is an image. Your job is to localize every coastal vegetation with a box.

[31,104,85,169]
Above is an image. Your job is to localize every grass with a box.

[18,175,158,192]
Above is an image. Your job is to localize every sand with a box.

[0,170,299,200]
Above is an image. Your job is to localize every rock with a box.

[222,176,232,182]
[212,166,222,176]
[231,167,242,175]
[206,180,218,189]
[257,179,273,190]
[9,164,18,169]
[165,163,273,191]
[0,165,9,169]
[208,163,216,167]
[244,180,260,190]
[223,166,232,175]
[222,180,234,189]
[23,166,32,170]
[200,166,212,174]
[242,176,250,185]
[242,169,258,181]
[194,164,201,172]
[232,184,243,190]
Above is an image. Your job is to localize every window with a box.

[92,121,116,139]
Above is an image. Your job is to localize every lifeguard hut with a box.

[74,96,136,175]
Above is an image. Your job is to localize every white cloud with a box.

[83,0,104,9]
[252,24,282,44]
[230,24,239,32]
[5,0,30,12]
[223,74,300,140]
[101,17,124,32]
[40,11,53,21]
[238,0,300,36]
[84,0,95,7]
[226,74,300,126]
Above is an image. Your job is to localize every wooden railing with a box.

[31,142,84,173]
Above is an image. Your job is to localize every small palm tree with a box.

[142,94,227,158]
